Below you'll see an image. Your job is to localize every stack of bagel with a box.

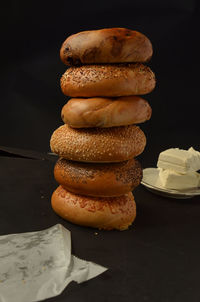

[50,28,156,230]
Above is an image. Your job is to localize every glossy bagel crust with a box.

[54,158,142,197]
[60,63,156,97]
[60,28,153,65]
[50,124,146,163]
[61,96,152,128]
[51,186,136,230]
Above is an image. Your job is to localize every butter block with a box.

[158,168,200,190]
[157,147,200,173]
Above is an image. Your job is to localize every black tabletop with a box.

[1,146,200,302]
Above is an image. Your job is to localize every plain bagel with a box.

[51,185,136,230]
[60,28,153,65]
[54,158,142,197]
[61,96,152,128]
[50,124,146,162]
[60,63,156,97]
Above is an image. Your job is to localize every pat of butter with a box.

[157,147,200,173]
[158,168,200,190]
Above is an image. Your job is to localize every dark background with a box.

[1,2,200,302]
[1,0,200,167]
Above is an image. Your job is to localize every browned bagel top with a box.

[60,28,153,65]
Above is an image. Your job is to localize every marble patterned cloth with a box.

[0,224,107,302]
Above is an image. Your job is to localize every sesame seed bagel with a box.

[50,124,146,163]
[54,158,142,197]
[60,63,156,97]
[60,28,153,65]
[51,185,136,230]
[61,96,152,128]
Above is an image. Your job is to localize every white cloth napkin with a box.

[0,224,107,302]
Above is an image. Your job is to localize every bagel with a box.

[50,124,146,162]
[54,158,142,197]
[61,96,152,128]
[51,186,136,230]
[60,28,153,65]
[61,63,155,97]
